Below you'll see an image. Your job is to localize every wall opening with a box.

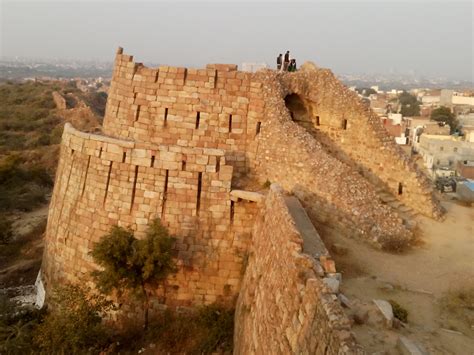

[103,161,113,206]
[284,94,312,128]
[195,112,201,129]
[130,166,139,212]
[228,114,233,133]
[135,105,141,122]
[398,182,403,195]
[182,160,186,171]
[122,152,127,163]
[216,156,221,172]
[196,172,203,215]
[161,170,169,219]
[164,108,168,127]
[81,156,91,198]
[99,147,103,158]
[316,116,320,126]
[256,121,262,135]
[116,102,120,117]
[230,200,235,224]
[342,119,348,130]
[150,155,155,167]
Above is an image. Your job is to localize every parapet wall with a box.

[252,70,412,248]
[102,48,264,176]
[281,68,442,219]
[42,123,257,307]
[235,185,361,354]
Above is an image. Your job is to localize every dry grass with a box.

[438,287,474,334]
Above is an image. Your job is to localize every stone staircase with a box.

[375,188,419,230]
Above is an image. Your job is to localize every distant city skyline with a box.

[1,1,472,81]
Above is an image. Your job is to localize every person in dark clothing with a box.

[283,51,290,71]
[288,59,297,72]
[277,53,282,70]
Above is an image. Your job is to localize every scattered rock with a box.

[440,328,464,336]
[373,299,394,328]
[323,277,340,293]
[331,243,349,256]
[352,307,369,325]
[379,282,395,291]
[338,293,352,308]
[319,255,336,273]
[397,336,428,355]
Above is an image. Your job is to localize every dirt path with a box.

[327,197,474,354]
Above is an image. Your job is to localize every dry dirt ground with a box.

[327,196,474,354]
[0,205,47,293]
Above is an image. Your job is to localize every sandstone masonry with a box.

[42,48,443,352]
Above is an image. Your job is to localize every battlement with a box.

[103,49,264,177]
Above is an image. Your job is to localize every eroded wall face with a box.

[282,71,442,219]
[42,125,256,307]
[252,71,412,249]
[102,52,265,176]
[234,186,360,354]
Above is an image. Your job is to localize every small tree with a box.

[431,106,458,133]
[34,284,113,353]
[90,219,177,329]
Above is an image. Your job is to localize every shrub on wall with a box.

[90,218,177,329]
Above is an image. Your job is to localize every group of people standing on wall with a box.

[277,51,297,72]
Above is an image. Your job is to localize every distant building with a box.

[457,160,474,179]
[406,117,450,145]
[417,134,474,175]
[421,95,440,105]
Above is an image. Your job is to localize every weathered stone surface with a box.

[397,336,428,355]
[42,48,444,352]
[230,190,264,203]
[234,185,361,354]
[373,299,394,328]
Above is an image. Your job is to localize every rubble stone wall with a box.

[282,69,442,219]
[252,71,412,248]
[42,123,256,307]
[235,185,361,354]
[102,48,264,176]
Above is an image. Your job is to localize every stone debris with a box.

[373,299,394,328]
[323,277,340,294]
[338,293,352,308]
[230,190,264,203]
[397,336,428,355]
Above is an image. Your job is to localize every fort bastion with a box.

[41,47,442,353]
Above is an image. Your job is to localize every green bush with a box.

[33,284,113,353]
[196,304,234,353]
[0,296,44,354]
[0,155,53,212]
[90,219,177,329]
[389,299,408,323]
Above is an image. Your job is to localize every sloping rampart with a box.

[235,185,362,354]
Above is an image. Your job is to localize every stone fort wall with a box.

[235,185,362,354]
[281,68,442,219]
[251,70,413,248]
[42,123,258,307]
[42,48,443,316]
[102,48,264,177]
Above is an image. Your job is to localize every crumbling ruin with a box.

[41,48,442,353]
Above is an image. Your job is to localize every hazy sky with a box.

[1,1,473,80]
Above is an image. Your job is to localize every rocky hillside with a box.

[0,80,106,289]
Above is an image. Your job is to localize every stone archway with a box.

[284,93,314,132]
